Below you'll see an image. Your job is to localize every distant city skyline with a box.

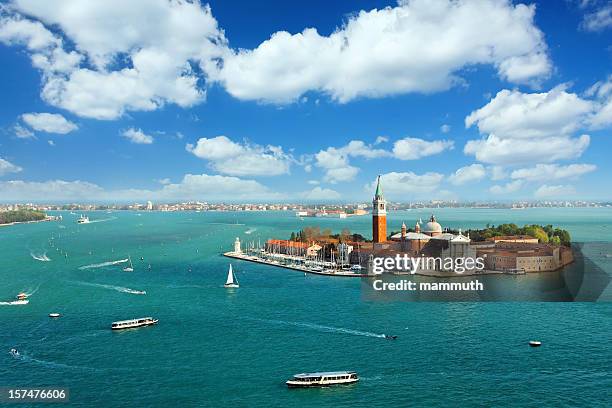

[1,0,611,202]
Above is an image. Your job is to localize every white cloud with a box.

[307,180,319,185]
[314,140,389,183]
[511,163,596,182]
[187,136,292,177]
[0,173,281,201]
[13,124,34,139]
[465,86,593,139]
[0,157,22,176]
[440,124,451,134]
[448,164,486,185]
[121,128,154,144]
[464,86,596,164]
[581,4,612,31]
[1,0,227,119]
[210,0,551,104]
[47,140,54,146]
[534,184,576,198]
[392,137,454,160]
[489,180,523,194]
[464,134,590,165]
[21,112,77,134]
[374,136,388,145]
[366,171,444,198]
[300,186,341,201]
[586,75,612,129]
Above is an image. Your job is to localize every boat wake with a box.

[30,251,51,262]
[251,318,386,339]
[68,280,145,295]
[87,216,117,224]
[78,259,128,270]
[245,228,257,234]
[0,300,29,306]
[23,284,41,297]
[11,352,100,371]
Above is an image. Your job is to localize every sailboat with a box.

[123,256,134,272]
[224,264,239,288]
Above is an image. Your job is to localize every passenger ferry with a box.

[286,371,359,388]
[111,317,158,330]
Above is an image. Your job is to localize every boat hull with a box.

[111,320,158,330]
[224,284,239,288]
[287,379,359,388]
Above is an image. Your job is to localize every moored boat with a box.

[49,313,61,318]
[529,340,542,347]
[286,371,359,388]
[111,317,158,330]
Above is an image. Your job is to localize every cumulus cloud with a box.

[210,0,551,103]
[314,140,389,183]
[0,157,22,176]
[464,134,591,165]
[300,186,341,201]
[366,171,444,198]
[1,0,553,117]
[464,86,596,164]
[1,0,227,119]
[510,163,596,182]
[21,112,77,134]
[489,180,523,194]
[448,164,486,185]
[534,184,576,198]
[440,124,451,134]
[0,173,281,201]
[187,136,292,177]
[121,128,154,144]
[392,137,454,160]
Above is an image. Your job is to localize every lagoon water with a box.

[1,209,611,407]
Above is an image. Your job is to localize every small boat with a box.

[529,340,542,347]
[10,348,19,357]
[17,293,28,300]
[286,371,359,388]
[49,313,61,318]
[77,215,90,224]
[385,335,398,340]
[123,256,134,272]
[111,317,158,330]
[224,264,239,288]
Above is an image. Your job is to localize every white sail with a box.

[225,264,236,285]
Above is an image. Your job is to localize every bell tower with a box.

[372,175,387,243]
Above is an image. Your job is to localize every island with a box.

[0,209,61,226]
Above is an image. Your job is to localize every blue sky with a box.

[0,0,611,202]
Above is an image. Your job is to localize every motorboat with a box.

[49,313,61,318]
[111,317,158,330]
[10,348,19,357]
[77,215,90,224]
[529,340,542,347]
[286,371,359,388]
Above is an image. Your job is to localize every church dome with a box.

[422,215,442,233]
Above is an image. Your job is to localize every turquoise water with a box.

[1,209,610,407]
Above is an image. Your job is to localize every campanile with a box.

[372,175,387,243]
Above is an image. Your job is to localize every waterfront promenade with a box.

[223,251,507,278]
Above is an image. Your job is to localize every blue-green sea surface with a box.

[1,209,610,407]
